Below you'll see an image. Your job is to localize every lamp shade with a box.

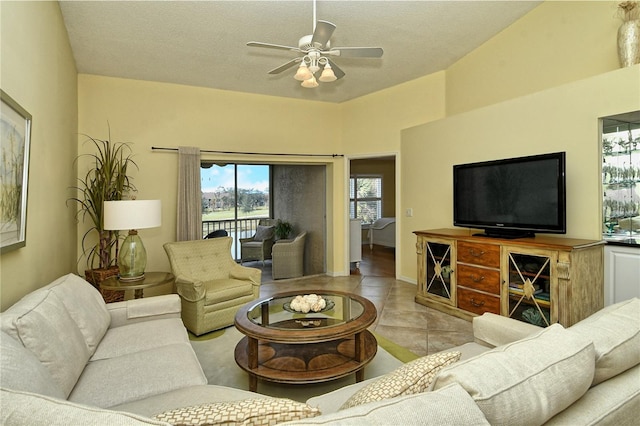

[301,76,319,88]
[319,64,337,82]
[104,200,162,231]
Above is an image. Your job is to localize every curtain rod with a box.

[151,146,343,158]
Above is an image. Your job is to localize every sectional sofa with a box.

[1,273,638,425]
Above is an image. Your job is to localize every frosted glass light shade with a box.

[294,63,312,81]
[301,76,319,88]
[319,64,337,82]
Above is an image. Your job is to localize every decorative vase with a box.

[617,19,640,67]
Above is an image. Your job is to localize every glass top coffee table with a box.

[234,290,377,392]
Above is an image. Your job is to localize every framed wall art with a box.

[1,90,32,253]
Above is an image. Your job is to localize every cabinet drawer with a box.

[457,287,500,316]
[457,241,500,268]
[456,264,501,295]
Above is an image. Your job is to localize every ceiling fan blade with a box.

[328,47,384,58]
[268,58,302,74]
[327,59,345,80]
[247,41,300,52]
[311,20,336,49]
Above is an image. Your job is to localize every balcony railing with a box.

[202,217,270,260]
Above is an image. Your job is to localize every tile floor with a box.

[243,247,474,357]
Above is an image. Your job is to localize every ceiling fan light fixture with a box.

[301,76,319,88]
[318,63,337,82]
[294,63,312,81]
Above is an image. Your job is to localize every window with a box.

[201,163,271,258]
[350,175,382,224]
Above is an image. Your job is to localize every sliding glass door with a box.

[201,163,271,259]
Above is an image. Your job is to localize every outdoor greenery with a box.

[69,130,137,270]
[350,176,382,224]
[202,187,269,217]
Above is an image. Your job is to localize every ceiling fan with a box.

[247,0,383,88]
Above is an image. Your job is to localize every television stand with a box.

[474,229,535,239]
[413,228,604,327]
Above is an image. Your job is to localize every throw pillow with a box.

[432,323,595,425]
[339,351,461,410]
[567,297,640,385]
[253,225,273,242]
[152,398,320,426]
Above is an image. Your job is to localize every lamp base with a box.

[118,273,145,282]
[118,230,148,282]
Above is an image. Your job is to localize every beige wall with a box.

[447,1,621,115]
[400,65,640,283]
[77,75,344,275]
[0,1,78,310]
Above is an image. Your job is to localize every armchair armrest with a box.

[175,275,205,302]
[239,237,254,244]
[107,294,181,328]
[472,313,543,348]
[229,263,261,286]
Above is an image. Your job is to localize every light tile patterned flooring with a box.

[245,247,474,357]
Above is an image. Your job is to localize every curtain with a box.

[177,146,202,241]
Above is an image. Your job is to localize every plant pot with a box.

[85,266,121,303]
[618,20,640,67]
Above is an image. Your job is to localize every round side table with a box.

[100,272,174,300]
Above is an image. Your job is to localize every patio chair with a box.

[272,232,307,279]
[239,219,276,265]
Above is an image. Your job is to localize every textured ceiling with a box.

[59,1,541,103]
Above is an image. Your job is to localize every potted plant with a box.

[274,220,293,240]
[68,129,137,291]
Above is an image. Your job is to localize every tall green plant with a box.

[68,130,137,270]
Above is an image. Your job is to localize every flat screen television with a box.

[453,152,566,238]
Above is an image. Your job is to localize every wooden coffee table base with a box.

[234,330,377,392]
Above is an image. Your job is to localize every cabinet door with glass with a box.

[602,114,639,245]
[502,247,558,327]
[417,236,456,306]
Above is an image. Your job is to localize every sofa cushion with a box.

[545,364,640,426]
[433,323,595,425]
[48,274,111,355]
[0,274,110,357]
[0,331,65,399]
[340,351,461,409]
[153,398,320,426]
[1,291,90,397]
[203,279,254,305]
[284,383,489,425]
[111,385,261,418]
[69,343,207,408]
[568,297,640,385]
[0,388,170,426]
[90,318,188,361]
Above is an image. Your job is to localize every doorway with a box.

[349,155,397,277]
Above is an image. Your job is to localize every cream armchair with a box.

[272,232,307,280]
[164,237,261,336]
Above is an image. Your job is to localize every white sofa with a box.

[1,273,639,425]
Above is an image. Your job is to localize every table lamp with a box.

[104,200,162,281]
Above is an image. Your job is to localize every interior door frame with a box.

[345,151,400,278]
